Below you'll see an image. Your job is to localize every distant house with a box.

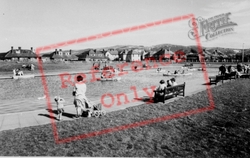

[186,52,199,62]
[0,52,8,60]
[2,46,39,61]
[41,49,78,62]
[122,49,144,62]
[76,49,91,61]
[152,49,173,60]
[86,49,108,61]
[105,49,119,61]
[144,50,157,60]
[174,49,187,61]
[145,49,174,61]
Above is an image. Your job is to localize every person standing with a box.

[72,75,92,118]
[236,63,243,73]
[219,64,226,75]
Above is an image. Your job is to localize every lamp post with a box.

[242,43,244,62]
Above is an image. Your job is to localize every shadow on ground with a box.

[38,109,76,120]
[202,82,213,85]
[133,96,154,103]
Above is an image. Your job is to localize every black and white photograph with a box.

[0,0,250,157]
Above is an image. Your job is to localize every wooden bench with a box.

[209,72,238,85]
[240,74,250,79]
[209,75,225,85]
[153,82,185,103]
[225,71,237,80]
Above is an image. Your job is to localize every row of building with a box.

[0,46,248,62]
[0,46,182,62]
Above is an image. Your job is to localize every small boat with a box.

[97,77,121,81]
[155,69,166,73]
[163,73,193,76]
[12,74,35,79]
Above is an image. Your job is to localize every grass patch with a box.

[0,79,250,156]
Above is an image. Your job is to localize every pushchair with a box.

[75,98,106,117]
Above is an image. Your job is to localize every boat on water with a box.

[163,73,193,76]
[12,74,35,79]
[96,77,121,81]
[155,69,166,73]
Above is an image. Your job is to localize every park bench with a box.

[209,72,237,85]
[225,71,237,80]
[153,82,185,103]
[209,75,226,85]
[240,74,250,79]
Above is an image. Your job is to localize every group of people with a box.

[218,63,250,77]
[155,78,178,92]
[153,78,178,101]
[13,68,24,76]
[54,75,101,121]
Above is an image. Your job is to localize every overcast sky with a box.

[0,0,249,52]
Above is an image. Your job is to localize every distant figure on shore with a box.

[166,71,171,75]
[174,70,178,74]
[218,64,226,75]
[156,68,162,73]
[237,63,243,72]
[13,68,23,76]
[227,65,232,73]
[30,64,35,71]
[243,64,249,74]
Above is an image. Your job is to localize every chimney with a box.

[18,47,21,50]
[31,47,33,51]
[11,46,13,50]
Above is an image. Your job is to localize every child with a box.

[54,96,65,121]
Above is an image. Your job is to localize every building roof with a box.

[108,50,119,55]
[5,48,38,58]
[0,52,8,59]
[41,49,78,60]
